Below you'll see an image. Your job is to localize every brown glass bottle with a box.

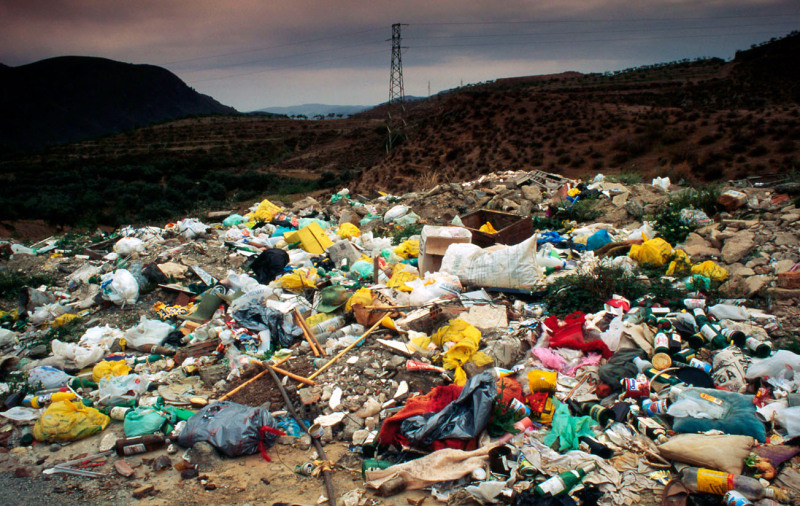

[115,434,166,456]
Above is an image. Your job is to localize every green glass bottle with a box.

[534,462,598,496]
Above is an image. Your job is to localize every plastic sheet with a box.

[177,401,282,457]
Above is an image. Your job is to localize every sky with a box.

[1,1,798,111]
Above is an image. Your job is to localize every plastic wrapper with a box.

[92,360,131,382]
[628,238,673,267]
[33,401,110,443]
[543,400,596,451]
[177,218,208,239]
[51,339,105,369]
[336,222,361,239]
[177,401,281,457]
[31,303,68,326]
[28,365,72,390]
[394,239,420,259]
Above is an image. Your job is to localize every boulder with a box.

[721,230,755,264]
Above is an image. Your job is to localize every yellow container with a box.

[528,369,558,393]
[293,222,333,254]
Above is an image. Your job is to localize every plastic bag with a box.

[543,401,596,451]
[657,434,754,475]
[28,366,72,390]
[0,406,41,422]
[177,218,208,239]
[100,269,139,306]
[33,401,110,442]
[413,319,492,386]
[222,214,245,227]
[400,371,496,445]
[31,303,67,326]
[691,260,728,282]
[441,235,542,290]
[387,266,420,292]
[746,350,800,380]
[396,211,420,227]
[113,237,145,255]
[651,177,671,191]
[585,229,613,251]
[51,339,105,369]
[336,222,361,239]
[124,316,172,349]
[177,401,282,458]
[345,287,373,311]
[124,407,168,437]
[279,268,317,293]
[394,239,420,259]
[628,238,673,267]
[478,222,498,234]
[92,360,131,382]
[383,205,410,223]
[248,199,283,223]
[778,406,800,436]
[97,374,150,406]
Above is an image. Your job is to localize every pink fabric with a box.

[532,347,566,370]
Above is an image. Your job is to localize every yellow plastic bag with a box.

[279,268,318,292]
[387,265,420,292]
[92,360,132,382]
[33,401,110,443]
[413,319,493,386]
[479,222,498,234]
[568,188,582,197]
[51,314,80,328]
[393,240,419,260]
[346,287,373,311]
[666,249,692,276]
[691,260,728,282]
[336,223,361,240]
[247,199,283,224]
[628,238,673,267]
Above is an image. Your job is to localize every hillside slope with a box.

[0,56,236,152]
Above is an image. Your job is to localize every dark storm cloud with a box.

[1,0,797,108]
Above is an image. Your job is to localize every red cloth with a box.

[545,311,612,359]
[497,376,523,404]
[378,384,467,450]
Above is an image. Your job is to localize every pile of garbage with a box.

[0,169,799,505]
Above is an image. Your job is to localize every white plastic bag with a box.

[778,406,800,436]
[177,218,208,239]
[383,205,410,223]
[79,325,124,349]
[441,235,543,289]
[651,177,671,192]
[51,339,105,369]
[97,374,150,406]
[0,407,41,422]
[0,328,16,347]
[124,316,173,349]
[708,304,750,321]
[28,366,72,390]
[600,315,623,352]
[746,350,800,380]
[100,269,139,306]
[30,303,67,326]
[113,237,145,255]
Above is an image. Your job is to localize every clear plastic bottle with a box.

[680,467,774,501]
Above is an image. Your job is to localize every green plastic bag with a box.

[543,401,596,451]
[124,407,167,437]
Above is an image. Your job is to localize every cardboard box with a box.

[284,222,333,255]
[326,239,362,267]
[459,209,534,248]
[419,226,472,274]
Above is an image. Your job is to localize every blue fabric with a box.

[586,229,613,251]
[671,388,766,443]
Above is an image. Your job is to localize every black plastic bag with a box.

[248,248,289,284]
[400,371,497,446]
[232,301,302,347]
[177,401,282,458]
[598,348,647,392]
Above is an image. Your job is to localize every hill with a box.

[0,32,798,232]
[0,56,237,153]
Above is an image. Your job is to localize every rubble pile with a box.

[0,170,799,505]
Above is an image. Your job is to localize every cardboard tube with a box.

[306,319,382,381]
[294,308,324,357]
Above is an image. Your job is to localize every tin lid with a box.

[651,353,673,370]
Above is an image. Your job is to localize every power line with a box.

[412,13,800,27]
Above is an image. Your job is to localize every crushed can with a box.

[296,462,315,476]
[622,378,650,398]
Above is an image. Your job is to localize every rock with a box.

[198,364,228,387]
[521,185,542,203]
[153,455,172,471]
[774,232,798,246]
[49,443,60,452]
[355,397,381,418]
[721,230,755,264]
[13,466,33,478]
[745,257,769,268]
[781,212,800,223]
[681,233,721,258]
[773,259,797,274]
[727,263,756,277]
[352,429,370,446]
[189,441,223,472]
[393,381,409,399]
[778,272,800,289]
[28,344,48,359]
[718,190,747,212]
[363,368,378,379]
[744,275,769,297]
[365,416,379,431]
[341,415,364,441]
[181,468,199,480]
[276,435,295,446]
[459,304,508,331]
[114,460,136,478]
[625,199,644,218]
[99,432,117,452]
[298,434,312,450]
[298,387,322,406]
[132,484,155,499]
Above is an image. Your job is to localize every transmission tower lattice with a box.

[389,23,407,104]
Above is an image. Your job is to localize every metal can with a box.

[517,456,536,478]
[362,458,392,479]
[642,398,669,416]
[509,398,531,418]
[296,462,315,476]
[622,378,650,398]
[723,490,753,506]
[689,358,712,374]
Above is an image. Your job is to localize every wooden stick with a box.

[306,319,383,381]
[294,308,324,357]
[271,365,316,386]
[218,355,292,401]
